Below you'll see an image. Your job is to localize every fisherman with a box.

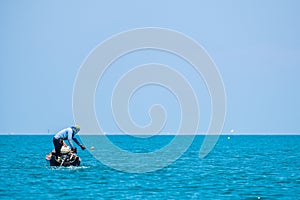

[53,125,86,157]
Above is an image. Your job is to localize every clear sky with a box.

[1,0,299,134]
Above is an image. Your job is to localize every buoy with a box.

[90,146,95,151]
[227,136,230,140]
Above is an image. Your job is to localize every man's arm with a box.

[72,137,81,146]
[73,138,85,150]
[73,137,86,150]
[67,128,76,149]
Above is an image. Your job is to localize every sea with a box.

[0,135,299,199]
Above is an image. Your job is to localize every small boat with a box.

[46,146,81,167]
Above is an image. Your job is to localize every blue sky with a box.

[1,1,299,134]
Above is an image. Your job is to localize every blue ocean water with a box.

[0,135,299,199]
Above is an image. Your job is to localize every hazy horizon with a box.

[1,132,299,135]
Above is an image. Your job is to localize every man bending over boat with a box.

[53,125,86,157]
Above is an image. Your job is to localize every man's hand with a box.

[71,148,77,153]
[80,145,86,150]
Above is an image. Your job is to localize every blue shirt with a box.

[54,127,73,140]
[54,127,77,149]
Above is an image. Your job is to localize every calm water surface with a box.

[0,135,299,199]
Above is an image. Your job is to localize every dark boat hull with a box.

[46,152,81,167]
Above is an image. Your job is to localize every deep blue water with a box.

[0,135,299,199]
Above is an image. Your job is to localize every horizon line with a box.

[1,132,299,136]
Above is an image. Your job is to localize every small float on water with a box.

[45,145,81,167]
